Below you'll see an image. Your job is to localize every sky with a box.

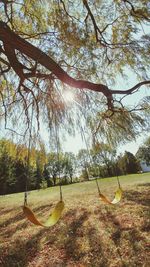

[62,128,149,156]
[0,71,149,156]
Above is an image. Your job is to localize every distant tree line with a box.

[0,138,77,195]
[1,137,149,195]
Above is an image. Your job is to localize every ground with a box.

[0,173,150,267]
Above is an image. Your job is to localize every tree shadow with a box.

[64,209,90,262]
[0,207,19,216]
[1,185,150,267]
[102,189,149,266]
[86,226,108,267]
[92,185,150,267]
[125,189,150,206]
[0,228,47,267]
[0,203,54,228]
[1,208,90,267]
[0,203,56,242]
[0,211,24,228]
[138,182,150,187]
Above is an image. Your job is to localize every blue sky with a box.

[62,129,149,156]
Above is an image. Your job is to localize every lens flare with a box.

[63,90,74,103]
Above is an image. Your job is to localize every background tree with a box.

[46,152,64,186]
[34,144,47,189]
[0,149,15,194]
[117,151,140,175]
[0,138,46,194]
[77,149,91,180]
[62,152,77,184]
[14,159,28,193]
[43,164,52,187]
[0,139,16,194]
[91,142,116,177]
[136,136,150,165]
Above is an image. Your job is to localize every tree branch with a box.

[0,21,150,110]
[111,81,150,95]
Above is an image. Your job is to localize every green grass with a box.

[0,173,150,267]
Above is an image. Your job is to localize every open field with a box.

[0,173,150,267]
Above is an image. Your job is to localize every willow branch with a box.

[0,21,150,110]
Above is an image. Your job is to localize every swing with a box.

[23,109,64,227]
[23,198,64,227]
[23,178,64,227]
[99,188,123,204]
[80,125,123,205]
[95,177,123,205]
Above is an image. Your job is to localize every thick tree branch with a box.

[0,21,114,108]
[0,21,150,110]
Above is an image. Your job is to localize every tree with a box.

[0,149,15,194]
[43,164,52,187]
[136,136,150,164]
[34,145,47,189]
[14,159,28,193]
[117,151,140,174]
[77,149,90,180]
[0,1,150,143]
[0,138,47,194]
[46,152,64,186]
[91,142,116,177]
[62,152,76,183]
[0,139,16,194]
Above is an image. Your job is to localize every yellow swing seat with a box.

[99,187,123,205]
[23,200,64,227]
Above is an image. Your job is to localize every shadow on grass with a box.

[125,189,150,206]
[1,209,89,267]
[0,207,19,216]
[86,226,109,267]
[137,182,150,187]
[0,228,47,267]
[0,203,54,228]
[1,185,150,267]
[0,203,56,242]
[64,209,90,261]
[92,185,150,266]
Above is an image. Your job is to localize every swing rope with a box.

[116,168,121,189]
[97,157,123,205]
[80,123,123,204]
[24,104,34,206]
[80,124,102,195]
[54,115,63,201]
[23,108,64,227]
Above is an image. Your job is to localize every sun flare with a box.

[63,90,74,103]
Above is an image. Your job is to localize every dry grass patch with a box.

[0,174,149,266]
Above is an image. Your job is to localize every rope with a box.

[80,123,101,195]
[113,160,121,188]
[54,115,63,201]
[74,100,102,195]
[74,100,121,195]
[24,104,34,206]
[117,176,121,188]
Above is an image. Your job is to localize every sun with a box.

[63,90,75,103]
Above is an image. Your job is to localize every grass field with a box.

[0,173,150,267]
